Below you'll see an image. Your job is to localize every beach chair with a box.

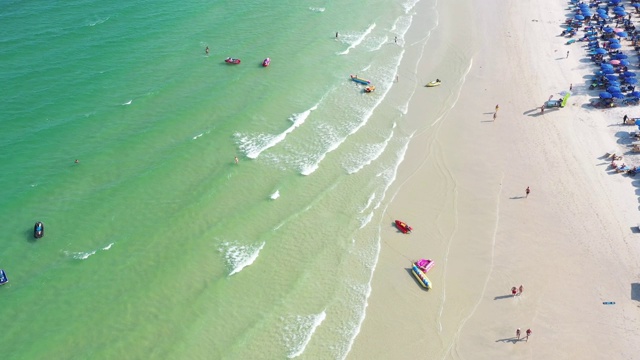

[632,144,640,153]
[624,117,637,125]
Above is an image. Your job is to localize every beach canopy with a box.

[600,91,613,99]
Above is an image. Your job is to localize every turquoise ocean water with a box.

[0,0,444,358]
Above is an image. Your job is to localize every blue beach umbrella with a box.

[600,13,610,19]
[596,48,608,54]
[623,72,637,78]
[615,11,627,17]
[611,92,625,99]
[609,43,622,49]
[608,81,621,87]
[607,86,621,93]
[631,91,640,97]
[603,68,616,74]
[575,14,585,20]
[613,53,626,59]
[633,3,640,7]
[635,119,640,126]
[609,38,620,43]
[617,31,628,38]
[603,27,614,33]
[620,59,630,66]
[600,91,613,98]
[606,74,619,81]
[626,77,638,84]
[610,0,622,5]
[613,6,624,12]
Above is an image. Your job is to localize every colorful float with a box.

[262,58,270,67]
[365,85,376,93]
[225,57,241,64]
[415,258,435,273]
[411,262,432,289]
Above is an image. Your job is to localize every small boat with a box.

[425,79,441,87]
[34,221,44,239]
[364,85,375,93]
[350,75,371,85]
[225,57,241,64]
[415,259,435,273]
[395,220,412,234]
[262,58,271,67]
[411,263,432,289]
[0,269,8,285]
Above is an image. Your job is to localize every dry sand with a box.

[349,0,640,359]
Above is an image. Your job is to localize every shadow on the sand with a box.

[509,196,525,200]
[632,283,640,301]
[494,294,514,300]
[496,337,525,344]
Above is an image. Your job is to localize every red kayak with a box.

[225,57,241,64]
[395,220,412,234]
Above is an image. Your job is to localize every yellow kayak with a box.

[425,79,441,87]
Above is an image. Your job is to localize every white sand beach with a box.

[349,0,640,358]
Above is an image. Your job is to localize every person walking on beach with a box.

[518,284,524,295]
[493,112,497,121]
[540,105,545,114]
[624,114,629,124]
[516,328,521,340]
[569,83,573,91]
[495,104,499,112]
[526,328,532,341]
[526,186,530,198]
[566,50,570,58]
[234,156,239,164]
[511,286,517,296]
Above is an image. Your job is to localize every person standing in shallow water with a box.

[205,46,209,55]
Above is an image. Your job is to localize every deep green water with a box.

[0,0,442,358]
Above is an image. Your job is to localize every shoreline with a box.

[349,0,640,358]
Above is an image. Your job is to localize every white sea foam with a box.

[360,193,376,213]
[237,102,321,159]
[220,241,265,276]
[359,212,373,229]
[122,100,132,105]
[368,36,388,51]
[338,23,376,55]
[402,0,420,13]
[283,310,327,358]
[308,7,325,12]
[88,17,109,27]
[343,124,395,174]
[270,190,280,200]
[65,241,115,260]
[193,133,203,140]
[301,62,397,176]
[65,250,96,260]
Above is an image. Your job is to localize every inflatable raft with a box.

[395,220,412,234]
[34,221,44,239]
[411,264,432,289]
